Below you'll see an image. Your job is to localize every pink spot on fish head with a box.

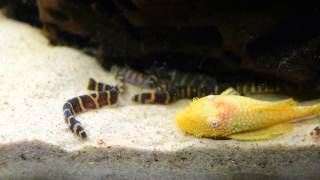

[213,100,236,122]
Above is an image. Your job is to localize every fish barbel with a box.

[175,91,320,140]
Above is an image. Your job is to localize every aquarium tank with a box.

[0,1,319,179]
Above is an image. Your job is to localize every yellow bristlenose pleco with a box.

[176,97,222,137]
[176,94,320,141]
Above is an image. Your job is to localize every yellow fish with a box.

[175,88,320,140]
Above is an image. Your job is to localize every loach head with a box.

[175,95,230,138]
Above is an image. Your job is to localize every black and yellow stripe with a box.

[87,78,124,93]
[132,86,213,104]
[63,89,118,138]
[149,68,217,89]
[110,65,158,88]
[149,68,294,94]
[231,81,291,94]
[132,81,293,104]
[87,78,118,92]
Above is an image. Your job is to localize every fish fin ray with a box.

[253,98,297,112]
[227,123,294,141]
[220,87,240,96]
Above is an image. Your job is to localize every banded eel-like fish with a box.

[87,78,119,92]
[132,81,292,104]
[132,86,213,104]
[63,79,118,139]
[110,65,158,89]
[87,78,125,93]
[147,68,217,90]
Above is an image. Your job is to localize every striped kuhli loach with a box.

[87,78,125,93]
[147,68,217,90]
[110,65,158,89]
[132,86,214,104]
[132,81,293,104]
[87,78,119,92]
[63,79,118,139]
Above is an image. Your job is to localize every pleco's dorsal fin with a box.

[275,98,297,105]
[220,87,240,96]
[253,98,297,112]
[227,123,294,141]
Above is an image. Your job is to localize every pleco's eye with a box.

[210,120,220,128]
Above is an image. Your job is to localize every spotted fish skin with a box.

[63,89,118,139]
[132,81,292,104]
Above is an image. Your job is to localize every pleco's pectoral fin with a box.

[227,123,294,141]
[220,87,240,96]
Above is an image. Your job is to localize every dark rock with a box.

[3,0,320,92]
[0,0,8,7]
[3,0,41,27]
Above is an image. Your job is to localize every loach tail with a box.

[63,102,87,139]
[63,90,118,139]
